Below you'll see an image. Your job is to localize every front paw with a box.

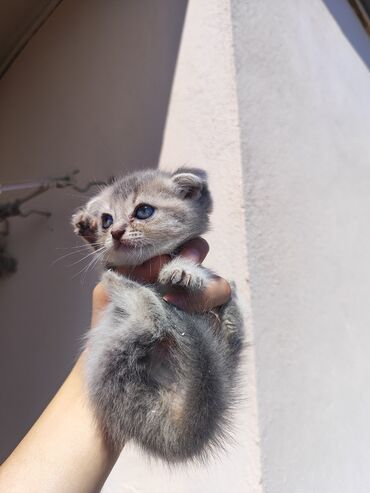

[158,257,211,291]
[71,209,98,244]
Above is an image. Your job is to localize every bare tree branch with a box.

[0,169,108,277]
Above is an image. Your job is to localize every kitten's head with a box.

[72,168,212,267]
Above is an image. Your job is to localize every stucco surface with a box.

[231,0,370,491]
[0,0,186,463]
[1,0,369,491]
[1,1,261,490]
[104,1,262,491]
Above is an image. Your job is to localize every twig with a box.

[0,169,107,277]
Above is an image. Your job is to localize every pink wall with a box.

[0,0,187,462]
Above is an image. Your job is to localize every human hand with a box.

[91,238,231,325]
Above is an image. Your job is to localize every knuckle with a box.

[221,278,232,299]
[92,282,104,302]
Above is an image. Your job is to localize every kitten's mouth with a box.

[113,239,138,250]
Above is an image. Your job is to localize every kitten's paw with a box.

[71,209,98,245]
[158,257,211,291]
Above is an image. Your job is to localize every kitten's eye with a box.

[101,213,113,229]
[134,204,155,220]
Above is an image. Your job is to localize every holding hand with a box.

[92,237,231,324]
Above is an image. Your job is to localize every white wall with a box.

[2,0,370,491]
[231,0,370,492]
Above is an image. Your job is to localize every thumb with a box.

[91,282,109,327]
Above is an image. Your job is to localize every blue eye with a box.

[101,213,113,229]
[135,204,155,220]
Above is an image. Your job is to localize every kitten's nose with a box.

[111,228,126,241]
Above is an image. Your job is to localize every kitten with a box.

[72,167,244,463]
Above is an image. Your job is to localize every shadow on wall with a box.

[322,0,370,69]
[0,0,188,463]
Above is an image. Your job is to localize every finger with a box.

[164,276,232,313]
[91,282,109,327]
[113,238,209,283]
[178,237,209,264]
[115,254,171,283]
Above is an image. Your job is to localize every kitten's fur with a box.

[72,168,244,463]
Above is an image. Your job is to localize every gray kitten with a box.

[72,167,244,463]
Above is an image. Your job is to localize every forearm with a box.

[0,240,230,492]
[0,353,120,493]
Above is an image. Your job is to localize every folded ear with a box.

[171,167,212,213]
[71,207,98,245]
[171,167,208,200]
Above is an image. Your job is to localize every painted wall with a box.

[0,1,263,491]
[2,0,369,491]
[0,0,186,464]
[104,0,262,491]
[231,0,370,492]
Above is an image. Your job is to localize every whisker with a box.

[80,248,108,284]
[56,243,100,250]
[52,246,100,265]
[52,249,93,265]
[52,244,104,266]
[68,246,105,267]
[73,252,102,281]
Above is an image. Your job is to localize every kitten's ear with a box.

[71,207,98,245]
[171,167,208,200]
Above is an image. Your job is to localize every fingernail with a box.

[163,294,185,310]
[184,248,201,263]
